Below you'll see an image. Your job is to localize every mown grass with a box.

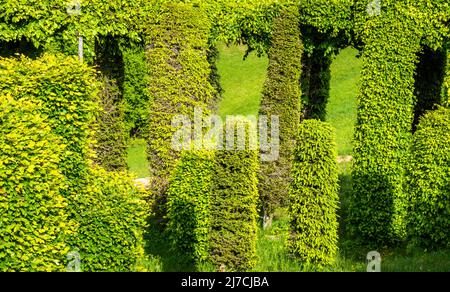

[328,47,362,156]
[131,45,450,272]
[126,138,149,178]
[216,43,268,118]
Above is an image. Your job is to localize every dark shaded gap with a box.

[0,39,43,58]
[413,46,446,131]
[301,49,332,121]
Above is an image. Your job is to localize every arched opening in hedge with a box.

[216,43,269,118]
[301,48,332,121]
[327,46,362,157]
[412,46,447,131]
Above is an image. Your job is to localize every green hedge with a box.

[70,166,148,271]
[349,12,422,244]
[122,44,150,138]
[93,75,128,171]
[0,96,76,271]
[0,0,155,60]
[406,107,450,248]
[0,54,147,271]
[288,120,339,266]
[145,2,215,199]
[209,118,259,271]
[0,54,100,193]
[444,49,450,106]
[166,151,214,267]
[258,7,302,219]
[207,44,223,110]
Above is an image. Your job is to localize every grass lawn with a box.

[126,138,149,178]
[328,47,363,155]
[131,44,450,272]
[217,43,268,118]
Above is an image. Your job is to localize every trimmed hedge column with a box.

[288,120,339,266]
[209,118,259,271]
[166,151,214,267]
[145,3,215,200]
[349,15,422,244]
[94,36,128,171]
[258,8,302,222]
[406,107,450,248]
[93,75,127,171]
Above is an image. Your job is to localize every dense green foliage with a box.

[444,49,450,106]
[207,45,223,110]
[288,120,339,266]
[0,54,99,192]
[3,0,450,272]
[70,166,148,271]
[166,151,214,266]
[299,0,353,37]
[258,8,302,218]
[0,97,76,271]
[93,76,127,171]
[93,36,128,171]
[406,107,450,248]
[0,55,147,271]
[145,2,215,198]
[349,9,423,244]
[122,45,150,137]
[0,0,158,60]
[209,118,259,271]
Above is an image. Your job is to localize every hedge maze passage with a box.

[0,0,450,271]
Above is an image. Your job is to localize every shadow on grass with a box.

[143,218,197,272]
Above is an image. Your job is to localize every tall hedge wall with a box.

[209,118,259,271]
[93,75,127,171]
[145,3,215,199]
[406,107,450,248]
[207,44,223,111]
[288,120,339,266]
[0,97,76,271]
[93,36,128,171]
[349,11,422,244]
[258,8,302,219]
[166,151,214,267]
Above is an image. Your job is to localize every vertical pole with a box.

[78,34,84,63]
